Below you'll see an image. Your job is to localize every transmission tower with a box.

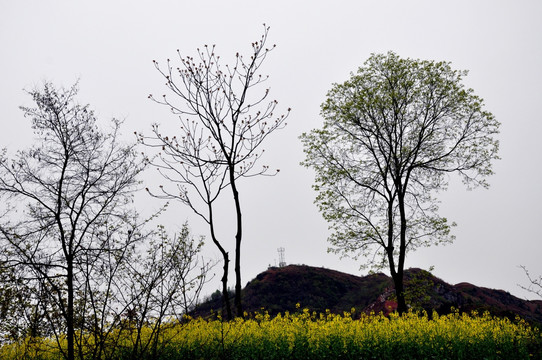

[277,247,286,267]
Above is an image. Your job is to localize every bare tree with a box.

[0,82,144,360]
[301,52,500,314]
[519,266,542,299]
[69,213,150,360]
[139,25,290,318]
[57,214,213,360]
[111,222,214,360]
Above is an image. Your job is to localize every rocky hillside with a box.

[192,265,542,325]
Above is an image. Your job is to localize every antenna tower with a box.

[277,247,286,267]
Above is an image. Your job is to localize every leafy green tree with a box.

[301,52,500,314]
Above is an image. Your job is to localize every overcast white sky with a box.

[1,1,541,301]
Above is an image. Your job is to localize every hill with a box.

[192,265,542,325]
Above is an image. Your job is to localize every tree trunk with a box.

[385,195,407,315]
[386,246,408,315]
[208,204,232,320]
[221,253,232,320]
[67,256,75,360]
[391,271,408,315]
[396,188,408,315]
[230,176,243,318]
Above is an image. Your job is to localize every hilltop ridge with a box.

[192,265,542,325]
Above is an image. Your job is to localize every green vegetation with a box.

[300,52,500,313]
[1,309,540,360]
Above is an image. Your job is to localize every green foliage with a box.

[300,51,500,271]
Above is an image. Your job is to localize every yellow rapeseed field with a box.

[1,307,541,359]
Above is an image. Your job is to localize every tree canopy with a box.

[301,52,500,313]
